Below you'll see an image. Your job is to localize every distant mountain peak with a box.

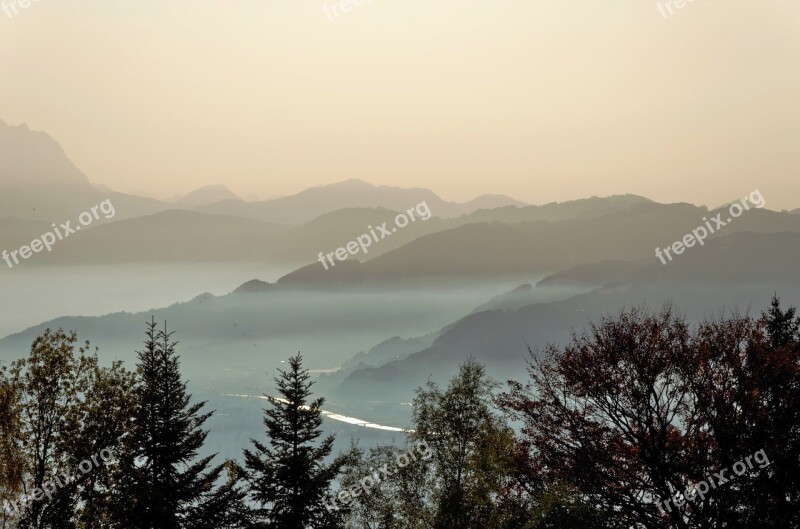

[338,178,372,186]
[233,279,275,294]
[175,184,241,206]
[464,194,527,209]
[308,178,440,194]
[0,119,89,187]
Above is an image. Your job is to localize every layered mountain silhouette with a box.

[195,178,526,224]
[2,120,800,424]
[3,227,798,381]
[272,204,800,282]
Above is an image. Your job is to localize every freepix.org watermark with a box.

[655,448,771,514]
[656,0,700,19]
[655,190,765,265]
[2,199,116,269]
[323,0,372,21]
[3,446,116,516]
[324,440,432,513]
[1,0,39,19]
[318,201,432,270]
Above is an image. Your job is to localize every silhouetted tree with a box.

[501,301,800,529]
[115,318,244,529]
[763,293,800,348]
[242,353,344,529]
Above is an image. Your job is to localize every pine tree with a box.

[115,318,244,529]
[762,294,800,348]
[243,353,344,529]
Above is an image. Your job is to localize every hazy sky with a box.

[1,0,798,208]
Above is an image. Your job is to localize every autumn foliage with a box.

[500,296,800,529]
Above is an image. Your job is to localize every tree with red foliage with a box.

[499,296,800,529]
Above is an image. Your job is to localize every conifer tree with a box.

[762,294,800,348]
[243,353,344,529]
[115,318,244,529]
